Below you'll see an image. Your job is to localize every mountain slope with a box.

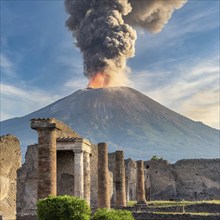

[1,87,219,162]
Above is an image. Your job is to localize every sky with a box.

[0,0,219,129]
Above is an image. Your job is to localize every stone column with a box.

[37,127,57,199]
[136,160,146,204]
[74,151,84,198]
[31,118,63,200]
[115,151,126,207]
[98,143,110,209]
[84,152,91,205]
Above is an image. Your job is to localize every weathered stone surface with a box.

[37,127,57,199]
[144,159,176,201]
[84,152,91,205]
[136,160,146,204]
[125,158,220,201]
[74,152,84,198]
[90,144,98,207]
[0,135,21,220]
[17,143,99,216]
[125,158,137,201]
[98,143,110,209]
[30,118,81,201]
[114,151,126,207]
[174,159,220,200]
[57,150,75,196]
[17,145,38,216]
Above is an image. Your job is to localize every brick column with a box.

[136,160,146,204]
[115,151,126,207]
[84,152,91,205]
[98,143,110,209]
[31,119,63,200]
[74,152,84,198]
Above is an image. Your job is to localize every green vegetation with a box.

[153,212,220,216]
[37,195,134,220]
[37,195,91,220]
[92,209,134,220]
[150,155,164,161]
[127,200,220,207]
[127,201,137,207]
[148,200,220,207]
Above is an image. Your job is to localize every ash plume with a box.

[125,0,187,33]
[65,0,187,87]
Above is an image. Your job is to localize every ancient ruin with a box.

[0,117,220,220]
[0,135,21,220]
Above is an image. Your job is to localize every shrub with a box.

[92,208,134,220]
[37,195,91,220]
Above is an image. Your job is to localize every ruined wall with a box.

[125,158,137,201]
[57,151,75,196]
[17,145,38,216]
[124,158,220,201]
[90,144,98,207]
[16,143,99,216]
[174,159,220,200]
[0,135,21,220]
[144,160,177,200]
[108,153,116,205]
[55,120,80,138]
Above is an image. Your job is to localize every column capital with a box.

[30,118,63,130]
[56,138,91,154]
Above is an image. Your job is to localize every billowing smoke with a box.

[125,0,187,33]
[65,0,187,88]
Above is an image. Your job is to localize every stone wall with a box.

[0,135,21,220]
[174,159,220,200]
[16,145,38,216]
[124,158,220,201]
[16,143,99,215]
[144,160,177,200]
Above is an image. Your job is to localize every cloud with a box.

[132,55,219,129]
[0,83,61,121]
[134,3,219,54]
[64,77,88,90]
[0,54,12,68]
[0,54,15,77]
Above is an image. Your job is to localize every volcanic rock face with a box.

[0,87,219,162]
[0,135,21,220]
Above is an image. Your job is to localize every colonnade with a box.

[31,118,147,209]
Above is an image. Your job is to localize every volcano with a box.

[0,87,219,162]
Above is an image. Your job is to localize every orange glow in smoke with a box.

[87,73,109,89]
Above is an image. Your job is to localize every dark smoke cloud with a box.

[65,0,187,86]
[125,0,187,33]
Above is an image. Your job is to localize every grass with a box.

[127,200,220,207]
[152,212,220,216]
[148,200,220,207]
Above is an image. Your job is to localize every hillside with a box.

[1,87,219,162]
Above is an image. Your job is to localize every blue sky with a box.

[1,0,219,129]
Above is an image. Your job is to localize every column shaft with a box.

[84,152,90,205]
[98,143,110,209]
[74,152,84,198]
[136,160,146,204]
[115,151,126,207]
[37,128,57,199]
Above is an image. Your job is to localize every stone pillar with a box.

[115,151,126,207]
[98,143,110,209]
[37,127,57,199]
[74,152,84,198]
[136,160,146,204]
[31,118,63,200]
[84,152,91,205]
